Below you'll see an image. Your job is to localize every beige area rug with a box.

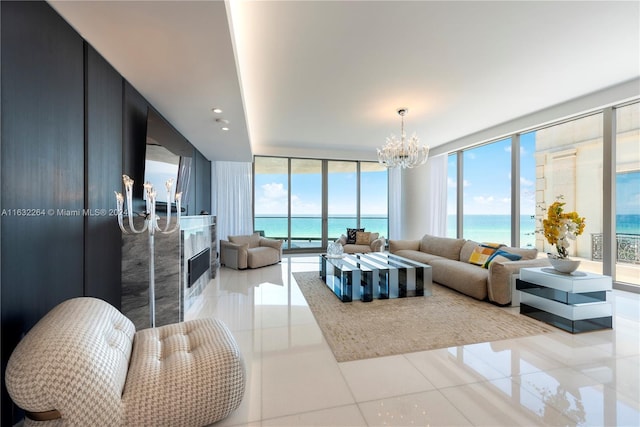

[293,271,554,362]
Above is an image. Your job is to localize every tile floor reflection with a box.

[186,256,640,427]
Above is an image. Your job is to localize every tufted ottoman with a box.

[5,297,245,426]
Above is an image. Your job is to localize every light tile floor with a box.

[186,256,640,427]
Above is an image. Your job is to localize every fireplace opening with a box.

[188,247,210,288]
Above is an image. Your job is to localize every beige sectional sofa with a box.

[389,234,549,305]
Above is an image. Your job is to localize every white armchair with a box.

[220,232,283,269]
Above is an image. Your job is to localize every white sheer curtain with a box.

[387,166,402,240]
[214,161,254,242]
[425,154,448,236]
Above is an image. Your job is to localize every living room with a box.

[1,1,639,426]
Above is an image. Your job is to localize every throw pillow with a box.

[346,228,364,244]
[355,231,371,245]
[483,249,522,268]
[483,254,510,268]
[468,243,503,266]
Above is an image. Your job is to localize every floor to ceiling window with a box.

[615,102,640,286]
[359,162,388,238]
[446,100,638,289]
[534,113,604,275]
[462,138,512,243]
[327,161,358,241]
[254,156,388,251]
[253,156,289,247]
[291,159,322,249]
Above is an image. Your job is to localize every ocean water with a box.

[255,214,640,247]
[255,216,388,241]
[448,215,536,247]
[448,214,640,247]
[617,214,640,235]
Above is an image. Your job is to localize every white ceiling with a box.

[50,1,639,163]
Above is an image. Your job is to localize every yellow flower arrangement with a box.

[542,198,586,259]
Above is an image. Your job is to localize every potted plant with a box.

[541,196,586,273]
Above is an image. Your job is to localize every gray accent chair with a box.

[220,232,283,269]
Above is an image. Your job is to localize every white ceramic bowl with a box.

[548,256,581,274]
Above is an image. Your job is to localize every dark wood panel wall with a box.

[1,3,85,423]
[84,44,124,304]
[0,2,212,424]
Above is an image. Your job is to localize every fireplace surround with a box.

[121,215,217,329]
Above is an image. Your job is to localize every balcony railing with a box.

[591,233,640,264]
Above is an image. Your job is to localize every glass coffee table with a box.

[319,252,432,302]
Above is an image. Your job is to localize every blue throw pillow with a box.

[483,249,522,268]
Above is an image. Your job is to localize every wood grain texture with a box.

[1,1,84,423]
[85,44,123,307]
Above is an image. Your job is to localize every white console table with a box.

[516,267,612,333]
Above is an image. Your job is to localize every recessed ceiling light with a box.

[221,127,230,131]
[216,118,229,124]
[212,108,223,114]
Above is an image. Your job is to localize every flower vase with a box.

[547,254,581,274]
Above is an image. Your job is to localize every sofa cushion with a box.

[501,246,537,260]
[343,244,373,254]
[484,253,517,269]
[229,233,260,248]
[393,250,444,264]
[459,240,479,263]
[346,228,364,244]
[429,258,489,300]
[484,249,522,268]
[247,246,280,268]
[123,318,245,425]
[259,237,283,250]
[389,239,420,252]
[419,235,466,261]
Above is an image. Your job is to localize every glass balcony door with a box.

[254,156,388,252]
[615,102,640,286]
[327,161,358,241]
[291,159,322,250]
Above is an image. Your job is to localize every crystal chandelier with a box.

[377,108,429,168]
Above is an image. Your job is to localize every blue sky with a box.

[256,128,638,219]
[448,134,537,216]
[255,169,388,216]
